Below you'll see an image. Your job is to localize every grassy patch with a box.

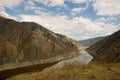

[7,63,120,80]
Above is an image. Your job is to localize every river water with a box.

[44,50,93,71]
[0,50,93,79]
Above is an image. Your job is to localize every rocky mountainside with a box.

[86,30,120,63]
[78,37,104,46]
[0,16,80,67]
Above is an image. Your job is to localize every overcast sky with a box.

[0,0,120,40]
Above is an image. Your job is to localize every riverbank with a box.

[7,63,120,80]
[0,50,79,80]
[43,50,93,71]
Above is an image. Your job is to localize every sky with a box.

[0,0,120,40]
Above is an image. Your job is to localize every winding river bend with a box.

[44,50,93,71]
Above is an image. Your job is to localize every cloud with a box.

[0,0,23,19]
[19,13,119,40]
[0,0,119,40]
[0,6,17,20]
[68,0,88,4]
[0,6,5,12]
[93,0,120,16]
[34,0,65,6]
[70,0,89,16]
[0,11,17,20]
[48,0,65,6]
[72,7,86,16]
[0,0,23,8]
[24,5,43,12]
[27,0,35,6]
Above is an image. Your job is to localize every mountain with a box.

[78,37,105,46]
[86,30,120,63]
[0,16,80,69]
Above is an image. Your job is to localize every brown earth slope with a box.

[7,63,120,80]
[0,16,80,68]
[86,30,120,63]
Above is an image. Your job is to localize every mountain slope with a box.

[0,16,79,68]
[86,30,120,63]
[78,37,104,46]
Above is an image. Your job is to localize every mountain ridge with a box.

[86,30,120,63]
[78,36,105,46]
[0,16,80,68]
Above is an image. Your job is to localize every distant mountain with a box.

[78,37,105,46]
[0,16,80,68]
[86,30,120,63]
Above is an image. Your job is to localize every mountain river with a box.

[44,50,93,71]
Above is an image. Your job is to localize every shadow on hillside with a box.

[0,61,58,80]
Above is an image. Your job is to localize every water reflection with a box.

[44,50,93,71]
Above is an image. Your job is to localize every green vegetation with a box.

[31,24,37,31]
[7,63,120,80]
[56,33,81,48]
[56,34,66,39]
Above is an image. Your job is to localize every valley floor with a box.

[7,63,120,80]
